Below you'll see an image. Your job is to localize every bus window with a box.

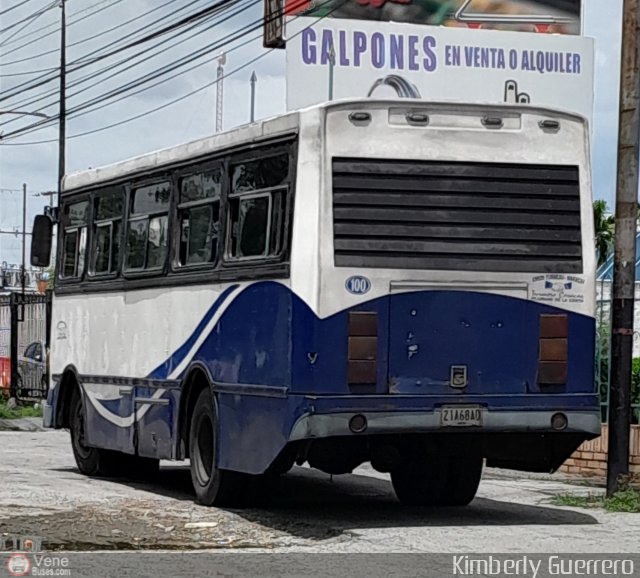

[227,152,289,262]
[92,189,124,276]
[125,181,171,272]
[60,200,89,279]
[230,194,271,258]
[177,168,221,267]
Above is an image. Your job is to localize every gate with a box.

[0,296,10,392]
[4,292,52,401]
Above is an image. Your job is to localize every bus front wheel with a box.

[189,387,249,506]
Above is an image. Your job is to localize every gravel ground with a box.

[1,430,639,553]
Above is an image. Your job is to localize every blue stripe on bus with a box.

[147,284,239,380]
[143,281,595,399]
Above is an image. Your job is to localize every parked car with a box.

[17,340,48,399]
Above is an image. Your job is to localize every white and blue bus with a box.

[32,98,599,507]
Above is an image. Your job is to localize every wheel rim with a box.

[73,398,91,460]
[194,412,214,486]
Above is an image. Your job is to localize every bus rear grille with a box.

[332,158,582,273]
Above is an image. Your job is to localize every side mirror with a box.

[31,215,53,268]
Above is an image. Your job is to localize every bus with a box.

[31,98,599,507]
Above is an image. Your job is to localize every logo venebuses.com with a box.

[6,553,71,577]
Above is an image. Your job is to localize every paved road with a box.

[1,430,639,554]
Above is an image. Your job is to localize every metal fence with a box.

[596,279,640,424]
[0,292,51,401]
[0,296,10,390]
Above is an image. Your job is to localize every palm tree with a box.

[593,199,614,267]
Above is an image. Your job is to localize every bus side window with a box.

[124,181,171,272]
[177,168,221,267]
[60,200,89,280]
[227,152,289,262]
[91,189,124,276]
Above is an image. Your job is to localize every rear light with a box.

[551,412,568,430]
[538,314,568,385]
[348,312,377,387]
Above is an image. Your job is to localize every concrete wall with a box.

[560,425,640,478]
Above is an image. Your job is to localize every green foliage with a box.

[605,488,640,513]
[0,399,43,420]
[551,484,640,513]
[551,493,602,508]
[593,200,614,267]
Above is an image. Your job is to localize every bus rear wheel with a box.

[440,453,483,506]
[391,453,483,507]
[391,457,448,506]
[70,388,159,478]
[70,388,108,476]
[189,387,249,507]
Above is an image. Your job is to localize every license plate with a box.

[440,406,483,427]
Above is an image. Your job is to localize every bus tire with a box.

[391,458,448,506]
[189,387,248,507]
[440,454,483,506]
[70,388,160,478]
[69,387,108,476]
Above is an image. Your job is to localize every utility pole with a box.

[215,52,226,133]
[58,0,66,207]
[250,71,257,123]
[607,0,640,497]
[21,184,26,298]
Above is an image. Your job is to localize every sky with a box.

[0,0,627,265]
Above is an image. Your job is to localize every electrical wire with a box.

[0,0,216,99]
[0,0,345,145]
[0,1,251,135]
[0,0,163,60]
[0,5,263,134]
[0,0,34,18]
[0,0,257,122]
[0,0,122,50]
[0,0,218,113]
[0,0,58,48]
[0,1,303,142]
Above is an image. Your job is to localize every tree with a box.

[594,199,614,267]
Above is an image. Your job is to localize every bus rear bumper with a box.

[289,409,601,441]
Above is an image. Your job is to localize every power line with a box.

[0,0,159,60]
[0,67,57,77]
[0,0,211,98]
[0,0,255,122]
[0,0,122,50]
[0,2,264,136]
[0,0,54,35]
[0,1,344,145]
[0,0,34,18]
[0,0,58,48]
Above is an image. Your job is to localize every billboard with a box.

[286,17,593,120]
[285,0,580,34]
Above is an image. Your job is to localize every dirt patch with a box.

[0,499,335,551]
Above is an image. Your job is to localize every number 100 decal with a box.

[345,276,371,295]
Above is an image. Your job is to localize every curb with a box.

[0,417,46,432]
